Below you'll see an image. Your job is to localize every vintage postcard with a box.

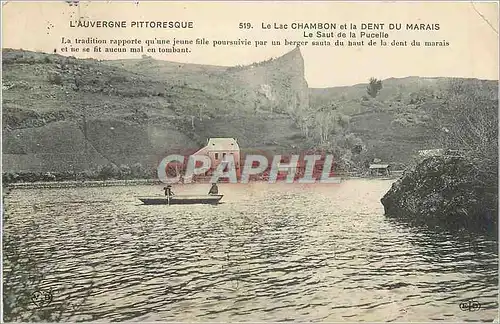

[2,0,498,322]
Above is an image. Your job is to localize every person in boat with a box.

[163,185,174,197]
[208,182,218,195]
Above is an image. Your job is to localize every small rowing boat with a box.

[137,194,223,205]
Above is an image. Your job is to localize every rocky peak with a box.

[229,47,309,115]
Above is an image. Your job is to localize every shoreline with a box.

[4,179,161,190]
[3,175,402,190]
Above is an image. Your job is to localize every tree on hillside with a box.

[198,103,206,121]
[48,73,63,85]
[191,116,196,130]
[130,163,147,179]
[2,172,19,184]
[366,77,383,98]
[336,113,350,130]
[118,164,132,180]
[97,163,120,180]
[434,79,498,180]
[314,103,340,143]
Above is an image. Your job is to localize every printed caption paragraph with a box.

[59,21,449,55]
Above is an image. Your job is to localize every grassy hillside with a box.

[310,77,446,110]
[2,48,307,173]
[309,77,499,165]
[2,47,498,177]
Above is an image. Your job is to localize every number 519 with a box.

[239,22,252,29]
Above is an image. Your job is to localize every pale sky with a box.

[2,1,499,87]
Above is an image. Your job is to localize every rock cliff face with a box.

[2,48,309,173]
[381,155,498,233]
[228,47,309,116]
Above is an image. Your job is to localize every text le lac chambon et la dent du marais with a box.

[69,19,440,35]
[68,20,444,48]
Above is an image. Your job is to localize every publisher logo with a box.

[31,289,53,308]
[459,300,481,312]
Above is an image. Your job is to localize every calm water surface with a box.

[3,180,498,322]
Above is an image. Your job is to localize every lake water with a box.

[3,180,498,322]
